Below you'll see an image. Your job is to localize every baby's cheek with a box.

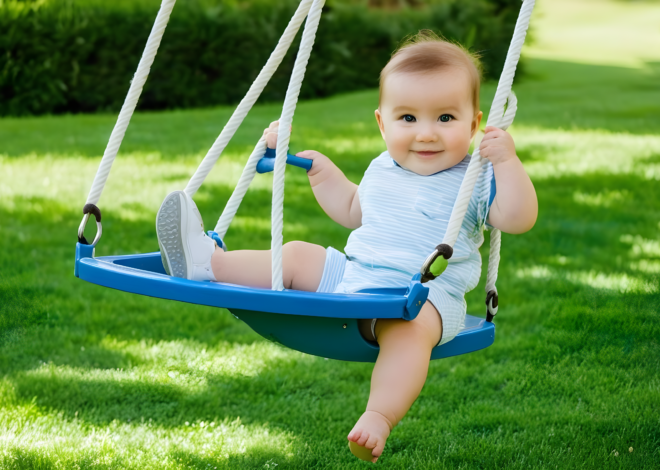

[451,133,471,155]
[387,134,408,157]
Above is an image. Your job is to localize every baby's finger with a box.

[479,132,497,145]
[484,126,502,134]
[479,140,494,156]
[266,121,279,136]
[266,132,277,149]
[295,150,323,160]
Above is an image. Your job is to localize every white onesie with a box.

[327,151,494,345]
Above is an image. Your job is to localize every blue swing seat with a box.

[75,243,495,362]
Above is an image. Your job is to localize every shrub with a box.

[0,0,525,116]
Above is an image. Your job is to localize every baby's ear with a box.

[471,111,484,138]
[374,109,386,138]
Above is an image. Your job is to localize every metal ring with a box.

[78,213,103,247]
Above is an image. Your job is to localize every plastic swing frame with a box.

[75,244,494,362]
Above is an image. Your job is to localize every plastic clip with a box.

[420,243,453,283]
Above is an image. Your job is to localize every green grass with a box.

[2,2,660,469]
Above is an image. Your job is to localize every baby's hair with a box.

[379,30,483,115]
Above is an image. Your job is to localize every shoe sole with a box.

[156,191,189,279]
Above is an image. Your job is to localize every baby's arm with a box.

[479,126,538,234]
[265,122,362,229]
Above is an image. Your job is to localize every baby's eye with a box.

[439,114,454,123]
[402,114,416,123]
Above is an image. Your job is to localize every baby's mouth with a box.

[414,150,443,159]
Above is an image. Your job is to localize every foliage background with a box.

[0,0,523,116]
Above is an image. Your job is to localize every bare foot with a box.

[347,410,393,463]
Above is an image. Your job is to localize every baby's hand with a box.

[295,150,332,179]
[262,121,330,178]
[263,120,294,149]
[479,126,517,166]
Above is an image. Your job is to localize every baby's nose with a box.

[416,130,438,142]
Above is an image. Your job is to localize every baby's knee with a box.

[283,241,313,261]
[283,241,326,261]
[283,240,304,255]
[377,303,442,346]
[377,318,429,344]
[281,241,327,289]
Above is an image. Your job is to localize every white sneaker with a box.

[156,190,217,282]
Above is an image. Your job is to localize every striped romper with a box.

[316,151,494,345]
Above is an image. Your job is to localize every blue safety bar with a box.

[256,147,313,174]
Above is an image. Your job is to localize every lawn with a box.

[1,0,660,468]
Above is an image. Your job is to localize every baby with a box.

[156,32,537,463]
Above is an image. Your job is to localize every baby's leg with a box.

[348,301,442,462]
[211,241,326,291]
[157,190,326,291]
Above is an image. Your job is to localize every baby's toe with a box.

[372,439,386,458]
[364,434,379,451]
[356,431,371,447]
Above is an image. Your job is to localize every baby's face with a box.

[375,67,482,176]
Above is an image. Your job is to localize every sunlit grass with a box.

[0,404,294,469]
[516,265,657,294]
[511,129,660,179]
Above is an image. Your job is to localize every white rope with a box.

[184,0,315,197]
[486,228,501,294]
[85,0,177,206]
[271,0,326,291]
[485,92,517,299]
[441,0,534,249]
[213,136,267,237]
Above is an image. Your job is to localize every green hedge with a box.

[0,0,525,116]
